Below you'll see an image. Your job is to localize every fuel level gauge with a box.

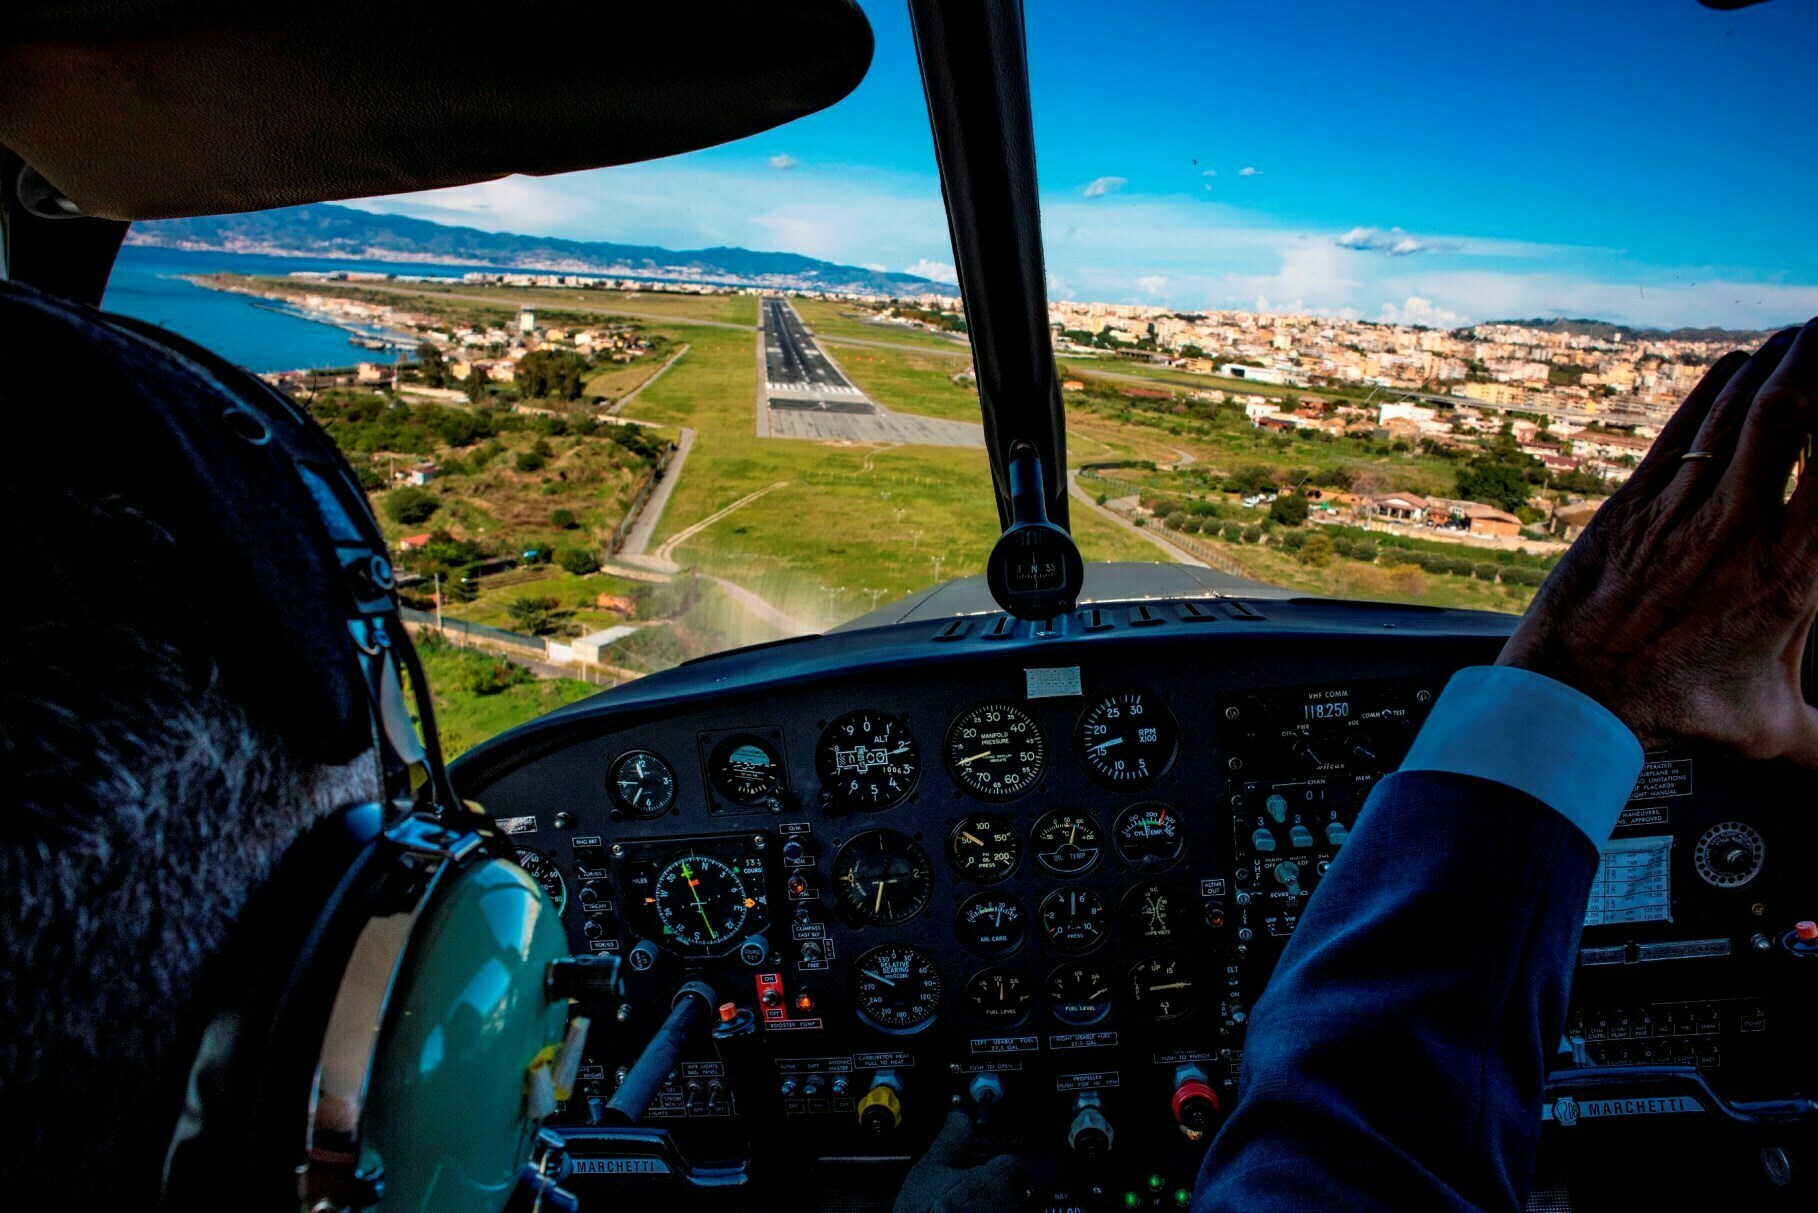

[1047,963,1112,1026]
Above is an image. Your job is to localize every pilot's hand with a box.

[1500,317,1818,760]
[893,1109,1032,1213]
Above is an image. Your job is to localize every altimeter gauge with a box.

[817,710,920,809]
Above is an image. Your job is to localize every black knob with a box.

[579,881,605,905]
[582,918,604,939]
[1715,846,1753,874]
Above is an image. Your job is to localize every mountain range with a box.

[1476,317,1782,344]
[126,204,943,295]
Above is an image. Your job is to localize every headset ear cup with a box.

[163,802,392,1209]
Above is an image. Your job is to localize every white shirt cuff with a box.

[1399,665,1644,846]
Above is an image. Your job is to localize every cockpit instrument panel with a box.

[457,601,1818,1209]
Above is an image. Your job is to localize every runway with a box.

[758,296,983,448]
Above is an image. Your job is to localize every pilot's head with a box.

[0,288,384,1203]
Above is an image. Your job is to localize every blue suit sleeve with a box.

[1193,669,1644,1212]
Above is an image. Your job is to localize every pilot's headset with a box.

[0,281,593,1212]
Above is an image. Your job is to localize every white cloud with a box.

[1377,296,1466,328]
[864,262,887,272]
[767,154,799,171]
[347,166,1817,330]
[1201,169,1217,178]
[1335,226,1460,257]
[1237,166,1261,177]
[1082,176,1128,198]
[906,259,959,285]
[1136,274,1170,295]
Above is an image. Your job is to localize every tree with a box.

[1298,533,1335,566]
[416,342,447,388]
[551,507,578,530]
[517,350,591,400]
[384,486,439,525]
[506,595,560,635]
[1455,456,1531,513]
[463,372,490,404]
[1269,492,1310,527]
[558,548,598,576]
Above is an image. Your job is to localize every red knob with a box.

[1171,1078,1221,1130]
[1796,920,1818,942]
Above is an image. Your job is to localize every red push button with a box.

[1172,1078,1221,1134]
[1796,920,1818,942]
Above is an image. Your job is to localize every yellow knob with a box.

[856,1083,903,1132]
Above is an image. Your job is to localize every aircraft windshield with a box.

[101,1,1817,754]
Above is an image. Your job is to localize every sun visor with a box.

[0,1,873,220]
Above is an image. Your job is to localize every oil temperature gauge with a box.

[956,892,1026,957]
[1032,810,1103,876]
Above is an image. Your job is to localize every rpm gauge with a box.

[946,704,1046,800]
[832,830,934,925]
[853,944,943,1034]
[817,710,920,809]
[708,734,786,806]
[948,813,1021,882]
[1114,802,1185,872]
[651,854,753,949]
[608,749,677,817]
[514,848,568,914]
[1075,691,1178,788]
[1032,810,1103,876]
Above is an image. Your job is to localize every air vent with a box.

[1127,605,1164,627]
[1177,600,1216,623]
[1082,608,1112,632]
[983,615,1018,640]
[933,619,969,642]
[1223,600,1265,621]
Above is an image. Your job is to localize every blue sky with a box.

[361,0,1818,329]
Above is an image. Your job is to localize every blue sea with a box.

[103,246,505,372]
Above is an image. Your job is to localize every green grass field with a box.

[619,318,1158,628]
[413,632,597,757]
